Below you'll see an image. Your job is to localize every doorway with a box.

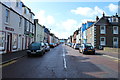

[6,33,12,53]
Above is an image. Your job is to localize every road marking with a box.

[103,55,120,61]
[0,60,17,68]
[63,48,67,70]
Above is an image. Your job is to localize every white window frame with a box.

[5,9,10,23]
[100,37,106,46]
[113,37,118,48]
[19,17,22,28]
[113,26,118,34]
[112,17,118,22]
[100,26,106,34]
[26,21,29,31]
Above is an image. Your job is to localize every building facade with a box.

[34,19,44,42]
[94,13,120,49]
[0,0,35,54]
[86,13,120,49]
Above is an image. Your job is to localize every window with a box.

[113,26,118,34]
[26,21,29,31]
[19,17,22,27]
[24,7,29,14]
[24,19,27,31]
[100,26,106,34]
[5,9,10,23]
[30,23,32,32]
[100,37,106,45]
[90,27,92,34]
[112,17,118,22]
[12,34,18,49]
[32,25,35,33]
[16,1,19,7]
[113,37,118,48]
[24,8,26,14]
[0,32,5,51]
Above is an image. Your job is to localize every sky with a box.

[21,0,119,39]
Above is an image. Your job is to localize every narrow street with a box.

[2,44,118,79]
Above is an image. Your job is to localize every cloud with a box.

[71,6,105,17]
[49,19,79,39]
[46,16,55,25]
[35,10,55,26]
[108,3,118,13]
[35,10,46,25]
[61,19,78,31]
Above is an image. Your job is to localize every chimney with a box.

[116,13,118,17]
[34,19,38,23]
[96,16,99,21]
[103,12,105,17]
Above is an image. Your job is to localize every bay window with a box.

[0,32,5,51]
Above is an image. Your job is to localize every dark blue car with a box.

[27,42,46,56]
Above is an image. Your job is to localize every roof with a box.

[94,15,120,26]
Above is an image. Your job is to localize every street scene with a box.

[0,0,120,80]
[2,44,119,79]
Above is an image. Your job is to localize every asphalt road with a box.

[2,44,119,79]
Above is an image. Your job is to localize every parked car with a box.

[74,43,81,50]
[49,43,55,48]
[45,43,50,51]
[27,42,46,56]
[79,43,95,54]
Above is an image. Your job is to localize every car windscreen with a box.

[28,42,41,50]
[85,45,93,49]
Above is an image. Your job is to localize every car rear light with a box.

[84,48,86,50]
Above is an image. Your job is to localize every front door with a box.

[6,33,12,53]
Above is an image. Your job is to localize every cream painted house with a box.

[34,19,44,42]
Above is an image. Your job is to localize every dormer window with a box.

[112,17,118,22]
[24,7,29,14]
[16,1,19,7]
[24,8,26,14]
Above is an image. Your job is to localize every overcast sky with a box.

[21,0,118,39]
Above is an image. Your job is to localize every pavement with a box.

[0,50,27,65]
[96,50,119,59]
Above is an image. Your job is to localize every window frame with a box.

[100,37,106,46]
[113,26,118,34]
[19,17,22,28]
[100,26,106,34]
[5,9,10,23]
[113,37,118,48]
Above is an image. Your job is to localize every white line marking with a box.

[63,48,67,70]
[103,55,120,60]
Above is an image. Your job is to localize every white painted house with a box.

[0,0,35,54]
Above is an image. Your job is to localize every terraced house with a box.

[86,13,120,49]
[0,0,35,54]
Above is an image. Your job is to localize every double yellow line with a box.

[0,60,17,68]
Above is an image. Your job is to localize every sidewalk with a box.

[96,50,119,58]
[0,50,27,64]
